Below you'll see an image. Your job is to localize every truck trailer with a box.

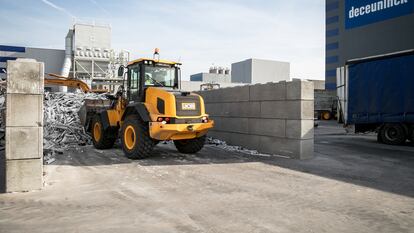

[337,50,414,145]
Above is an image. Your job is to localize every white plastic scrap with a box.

[43,92,107,163]
[207,137,272,157]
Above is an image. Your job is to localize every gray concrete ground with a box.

[0,121,413,233]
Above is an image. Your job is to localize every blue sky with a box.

[0,0,325,80]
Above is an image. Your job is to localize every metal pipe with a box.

[60,29,74,92]
[61,30,73,77]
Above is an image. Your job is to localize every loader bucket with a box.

[78,98,112,130]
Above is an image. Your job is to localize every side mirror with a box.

[118,66,125,77]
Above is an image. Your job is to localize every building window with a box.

[326,56,339,64]
[326,28,339,37]
[326,69,337,77]
[326,1,339,12]
[326,16,339,24]
[326,42,339,51]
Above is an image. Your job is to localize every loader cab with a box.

[122,59,181,102]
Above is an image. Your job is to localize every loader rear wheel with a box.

[121,115,154,159]
[91,115,116,149]
[174,135,206,154]
[379,123,406,145]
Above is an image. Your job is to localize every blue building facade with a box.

[325,0,414,90]
[0,45,64,80]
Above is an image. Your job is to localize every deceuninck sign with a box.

[345,0,414,29]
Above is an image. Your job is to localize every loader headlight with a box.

[202,116,208,123]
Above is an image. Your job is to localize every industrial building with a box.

[1,21,128,92]
[67,22,128,90]
[0,45,64,82]
[190,67,231,83]
[231,58,290,84]
[325,0,414,89]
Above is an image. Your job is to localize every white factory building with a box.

[1,21,128,92]
[183,58,291,91]
[232,58,290,84]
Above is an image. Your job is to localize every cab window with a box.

[128,67,140,100]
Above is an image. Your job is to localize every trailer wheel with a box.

[91,115,116,149]
[174,135,206,154]
[379,123,406,145]
[121,115,154,159]
[409,125,414,142]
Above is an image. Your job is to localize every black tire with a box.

[174,135,206,154]
[377,132,383,143]
[91,115,116,149]
[379,123,406,145]
[409,125,414,142]
[121,115,154,159]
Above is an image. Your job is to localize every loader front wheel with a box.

[174,135,206,154]
[121,115,154,159]
[91,115,116,149]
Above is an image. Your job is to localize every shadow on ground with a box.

[2,121,414,198]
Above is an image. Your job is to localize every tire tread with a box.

[174,136,206,154]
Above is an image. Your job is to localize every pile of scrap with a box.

[43,92,107,162]
[0,88,108,162]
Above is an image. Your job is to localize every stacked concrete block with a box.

[198,79,314,159]
[4,59,44,192]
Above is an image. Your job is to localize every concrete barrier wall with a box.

[198,80,314,159]
[4,59,44,192]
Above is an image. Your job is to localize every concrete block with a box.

[228,133,261,150]
[6,127,43,160]
[6,158,43,192]
[300,101,314,120]
[298,139,314,159]
[286,120,314,140]
[228,102,261,118]
[205,103,231,117]
[215,117,249,134]
[7,59,44,95]
[209,116,223,130]
[206,102,260,118]
[284,100,314,120]
[6,94,43,127]
[200,86,250,103]
[198,90,219,103]
[249,82,286,101]
[286,80,314,100]
[259,136,314,159]
[220,86,250,102]
[260,101,287,119]
[248,118,285,137]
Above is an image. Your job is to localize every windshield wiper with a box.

[146,76,165,87]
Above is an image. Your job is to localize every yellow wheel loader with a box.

[81,51,214,159]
